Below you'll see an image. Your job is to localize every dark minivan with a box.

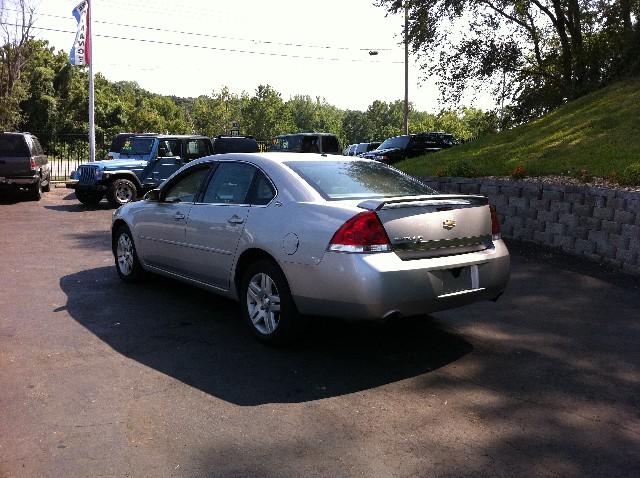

[0,132,50,200]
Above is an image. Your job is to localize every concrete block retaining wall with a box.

[420,176,640,276]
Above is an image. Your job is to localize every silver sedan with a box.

[111,153,510,344]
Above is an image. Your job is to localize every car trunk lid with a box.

[358,195,493,260]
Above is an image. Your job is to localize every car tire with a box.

[28,178,42,201]
[239,260,300,345]
[113,225,145,283]
[76,190,104,206]
[107,178,137,208]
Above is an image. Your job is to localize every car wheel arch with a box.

[233,248,283,298]
[112,219,133,254]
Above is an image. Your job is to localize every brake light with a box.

[29,157,36,170]
[328,211,391,253]
[490,205,501,240]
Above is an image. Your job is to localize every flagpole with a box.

[87,0,95,162]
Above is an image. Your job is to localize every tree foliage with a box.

[378,0,640,124]
[0,0,35,129]
[1,28,498,153]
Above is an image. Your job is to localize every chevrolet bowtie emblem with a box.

[442,219,457,230]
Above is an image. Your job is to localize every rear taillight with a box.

[328,211,391,253]
[490,205,501,240]
[29,157,37,170]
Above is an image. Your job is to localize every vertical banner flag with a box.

[70,1,91,66]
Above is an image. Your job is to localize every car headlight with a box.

[70,170,77,180]
[95,170,104,180]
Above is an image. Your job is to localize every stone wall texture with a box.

[420,176,640,276]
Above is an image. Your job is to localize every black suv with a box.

[212,135,260,154]
[270,133,341,154]
[362,132,457,163]
[0,132,50,200]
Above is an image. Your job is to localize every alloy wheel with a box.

[115,183,135,203]
[116,233,134,276]
[246,272,282,335]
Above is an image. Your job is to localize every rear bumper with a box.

[285,240,510,320]
[0,175,39,185]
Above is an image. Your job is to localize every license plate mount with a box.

[438,264,480,295]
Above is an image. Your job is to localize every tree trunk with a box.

[550,0,574,93]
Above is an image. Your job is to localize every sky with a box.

[22,0,493,112]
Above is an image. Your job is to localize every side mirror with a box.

[144,188,161,201]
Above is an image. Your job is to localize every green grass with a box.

[398,78,640,180]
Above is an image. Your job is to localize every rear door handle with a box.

[227,215,245,224]
[173,212,186,220]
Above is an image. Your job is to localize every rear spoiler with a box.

[357,194,489,211]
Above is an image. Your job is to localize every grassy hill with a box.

[398,78,640,182]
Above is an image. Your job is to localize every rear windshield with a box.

[110,134,133,152]
[270,136,302,152]
[378,136,409,150]
[0,135,29,157]
[214,138,259,154]
[120,137,155,156]
[285,160,436,200]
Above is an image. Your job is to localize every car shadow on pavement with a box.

[59,266,473,406]
[0,190,34,204]
[44,202,112,212]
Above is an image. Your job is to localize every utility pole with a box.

[88,0,95,162]
[403,3,409,135]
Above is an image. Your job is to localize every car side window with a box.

[201,162,256,205]
[31,137,44,155]
[248,171,276,205]
[185,139,210,161]
[158,139,181,158]
[163,167,210,203]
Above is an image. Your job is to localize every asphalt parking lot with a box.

[1,187,639,478]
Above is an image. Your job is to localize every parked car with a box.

[362,132,457,163]
[342,144,356,156]
[0,132,50,200]
[67,134,213,207]
[107,132,157,160]
[424,132,458,149]
[270,133,341,155]
[111,153,510,344]
[212,135,260,154]
[107,133,133,160]
[354,142,381,157]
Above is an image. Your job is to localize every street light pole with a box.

[403,3,409,135]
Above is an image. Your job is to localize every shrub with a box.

[511,165,526,180]
[608,170,620,184]
[575,169,593,183]
[622,162,640,185]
